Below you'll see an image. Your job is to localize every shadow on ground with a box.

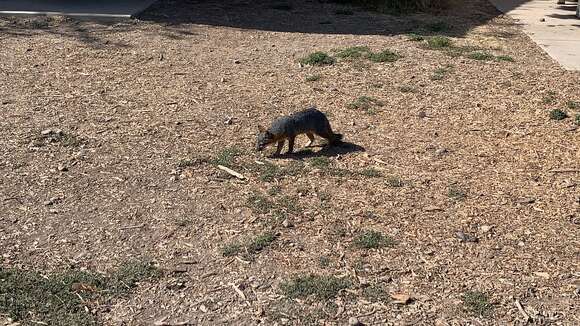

[277,141,365,159]
[136,0,506,37]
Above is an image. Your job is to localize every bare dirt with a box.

[0,0,579,325]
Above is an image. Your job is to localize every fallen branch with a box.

[514,300,530,322]
[549,168,580,173]
[217,165,246,179]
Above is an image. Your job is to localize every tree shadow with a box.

[136,0,504,37]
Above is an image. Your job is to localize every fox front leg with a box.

[287,136,295,154]
[274,140,285,156]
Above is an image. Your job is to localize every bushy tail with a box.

[332,133,343,143]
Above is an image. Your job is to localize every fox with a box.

[256,107,343,155]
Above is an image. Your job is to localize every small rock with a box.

[224,117,233,125]
[199,304,208,313]
[540,18,545,22]
[348,317,362,326]
[480,225,493,233]
[57,164,68,172]
[233,59,241,64]
[456,230,478,243]
[423,205,443,212]
[518,241,525,247]
[169,176,178,182]
[517,197,535,204]
[435,148,449,157]
[282,219,292,228]
[41,129,52,135]
[418,110,427,118]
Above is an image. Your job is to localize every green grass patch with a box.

[359,168,382,178]
[300,51,335,66]
[363,283,390,302]
[281,275,350,300]
[407,33,424,41]
[252,161,305,182]
[335,46,371,59]
[305,74,321,82]
[542,91,557,104]
[368,49,401,63]
[348,96,383,114]
[221,243,242,257]
[566,100,579,110]
[448,186,466,200]
[496,55,514,62]
[386,176,404,187]
[431,67,451,80]
[309,156,332,168]
[247,232,277,253]
[211,146,241,167]
[0,260,158,325]
[463,291,493,317]
[427,36,452,48]
[398,85,416,93]
[467,51,494,61]
[549,109,568,121]
[353,230,394,249]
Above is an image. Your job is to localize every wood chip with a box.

[217,165,246,179]
[515,299,530,321]
[390,293,412,304]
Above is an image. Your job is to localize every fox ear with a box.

[258,125,266,132]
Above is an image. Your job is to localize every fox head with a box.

[256,125,275,151]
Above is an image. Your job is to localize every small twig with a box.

[229,283,247,300]
[217,165,246,179]
[120,224,145,230]
[549,168,580,173]
[515,300,530,321]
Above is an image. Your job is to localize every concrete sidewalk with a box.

[489,0,580,71]
[0,0,157,18]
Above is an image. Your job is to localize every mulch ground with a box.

[0,0,579,325]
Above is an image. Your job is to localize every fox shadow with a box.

[277,141,365,159]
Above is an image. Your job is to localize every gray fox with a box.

[256,107,343,155]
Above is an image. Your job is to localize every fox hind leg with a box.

[305,133,315,147]
[287,136,296,154]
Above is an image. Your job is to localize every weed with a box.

[468,51,494,61]
[268,185,282,196]
[354,230,394,249]
[281,275,350,300]
[317,191,331,202]
[0,260,158,325]
[306,74,321,82]
[463,291,493,317]
[566,100,579,110]
[542,91,557,104]
[496,55,514,62]
[253,161,305,182]
[174,218,192,227]
[399,85,416,93]
[310,156,332,168]
[363,283,390,302]
[300,52,335,66]
[549,109,568,121]
[247,193,273,214]
[431,67,450,80]
[247,232,277,253]
[386,176,404,187]
[348,96,383,114]
[211,146,241,167]
[368,49,400,63]
[575,114,580,125]
[221,243,242,257]
[448,186,466,200]
[318,256,331,268]
[360,168,382,178]
[427,36,452,48]
[34,130,83,148]
[407,33,424,41]
[336,46,371,59]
